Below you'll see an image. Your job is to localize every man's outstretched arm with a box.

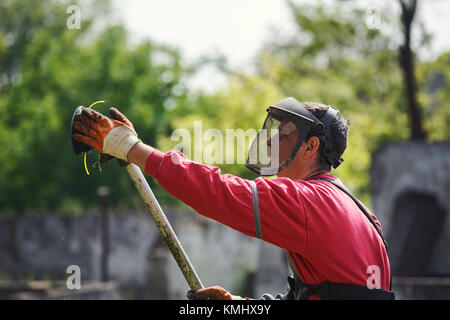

[73,107,309,252]
[127,141,154,170]
[72,107,312,299]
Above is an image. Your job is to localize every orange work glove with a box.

[187,286,242,300]
[72,107,139,161]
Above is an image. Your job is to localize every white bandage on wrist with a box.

[103,125,139,161]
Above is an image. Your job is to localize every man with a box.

[72,97,394,300]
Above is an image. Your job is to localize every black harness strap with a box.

[312,177,389,251]
[287,275,394,300]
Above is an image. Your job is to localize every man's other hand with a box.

[187,286,242,300]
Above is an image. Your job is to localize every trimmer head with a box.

[70,106,92,156]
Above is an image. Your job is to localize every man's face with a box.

[245,114,302,176]
[267,119,299,169]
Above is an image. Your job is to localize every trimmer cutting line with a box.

[70,103,204,291]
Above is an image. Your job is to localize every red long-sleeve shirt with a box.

[145,149,391,295]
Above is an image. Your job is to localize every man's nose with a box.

[267,134,278,147]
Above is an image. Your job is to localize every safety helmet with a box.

[245,97,344,176]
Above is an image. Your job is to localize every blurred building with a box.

[371,141,450,299]
[1,141,449,299]
[0,208,288,299]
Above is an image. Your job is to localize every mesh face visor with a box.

[245,109,315,176]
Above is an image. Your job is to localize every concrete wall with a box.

[0,209,288,299]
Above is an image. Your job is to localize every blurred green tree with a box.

[398,0,427,141]
[0,0,190,213]
[158,1,449,206]
[1,0,448,214]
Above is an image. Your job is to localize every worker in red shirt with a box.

[72,97,394,300]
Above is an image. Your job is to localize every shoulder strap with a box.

[250,180,262,239]
[312,177,388,251]
[310,177,392,291]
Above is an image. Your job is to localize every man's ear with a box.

[304,136,320,159]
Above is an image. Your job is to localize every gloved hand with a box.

[72,107,139,161]
[187,286,243,300]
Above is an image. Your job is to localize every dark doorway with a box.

[389,191,446,276]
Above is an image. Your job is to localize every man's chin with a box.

[275,168,288,178]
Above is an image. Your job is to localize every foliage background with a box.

[0,0,448,214]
